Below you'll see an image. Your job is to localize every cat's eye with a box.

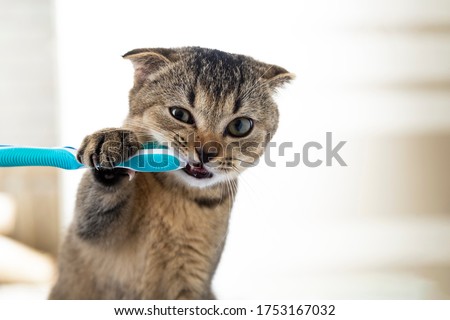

[226,117,253,137]
[169,107,194,124]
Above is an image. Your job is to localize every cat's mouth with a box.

[183,163,213,179]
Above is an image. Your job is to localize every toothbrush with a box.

[0,143,183,172]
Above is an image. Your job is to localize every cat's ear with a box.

[123,48,179,87]
[260,64,295,91]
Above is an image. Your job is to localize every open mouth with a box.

[183,163,213,179]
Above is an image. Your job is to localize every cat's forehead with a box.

[173,49,260,91]
[164,51,264,106]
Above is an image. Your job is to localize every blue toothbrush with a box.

[0,143,183,172]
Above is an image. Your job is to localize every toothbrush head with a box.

[116,148,184,172]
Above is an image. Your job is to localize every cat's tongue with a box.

[183,163,213,179]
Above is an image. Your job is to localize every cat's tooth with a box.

[127,170,136,181]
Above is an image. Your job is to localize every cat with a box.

[49,47,293,299]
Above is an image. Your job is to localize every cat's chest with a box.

[85,189,231,298]
[138,185,229,238]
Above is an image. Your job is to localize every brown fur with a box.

[49,47,293,299]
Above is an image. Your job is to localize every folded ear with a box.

[260,64,295,91]
[123,48,179,87]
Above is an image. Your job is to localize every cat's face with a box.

[123,47,293,188]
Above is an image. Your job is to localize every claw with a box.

[92,155,100,170]
[127,169,136,181]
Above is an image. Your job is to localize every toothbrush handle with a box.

[0,146,84,170]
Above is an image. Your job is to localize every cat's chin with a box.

[169,167,235,189]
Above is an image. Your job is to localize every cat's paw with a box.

[77,128,142,185]
[77,128,141,168]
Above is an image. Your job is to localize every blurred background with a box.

[0,0,449,299]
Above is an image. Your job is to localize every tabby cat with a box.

[49,47,293,299]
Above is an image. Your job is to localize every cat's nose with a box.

[196,146,219,164]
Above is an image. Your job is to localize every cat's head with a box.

[123,47,293,188]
